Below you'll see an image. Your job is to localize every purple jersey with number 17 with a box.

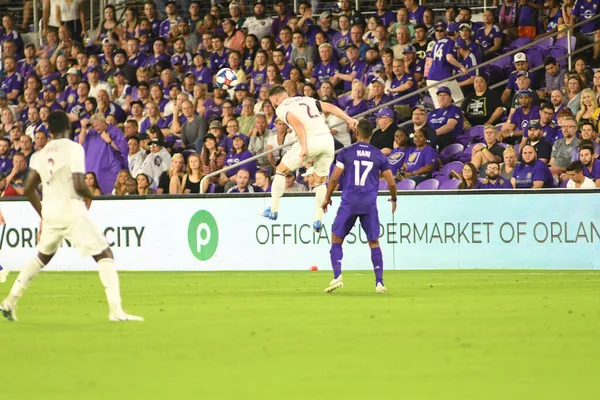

[336,142,390,214]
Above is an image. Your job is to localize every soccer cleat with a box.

[313,220,322,233]
[260,207,278,221]
[324,275,344,293]
[376,282,387,293]
[0,299,17,322]
[109,312,144,322]
[0,266,7,283]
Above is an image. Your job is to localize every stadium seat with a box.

[436,174,450,184]
[548,46,568,66]
[337,94,352,110]
[489,54,511,70]
[439,179,462,190]
[554,36,576,50]
[466,125,485,142]
[530,37,553,53]
[559,179,569,188]
[207,183,216,193]
[455,145,475,163]
[497,142,509,149]
[439,143,464,164]
[396,179,416,190]
[526,48,546,71]
[433,161,463,180]
[182,149,197,163]
[507,36,533,50]
[378,180,389,190]
[415,179,440,190]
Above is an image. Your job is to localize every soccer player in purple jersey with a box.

[321,119,397,293]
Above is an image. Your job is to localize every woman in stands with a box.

[565,73,585,115]
[242,34,259,75]
[112,70,132,114]
[476,9,503,61]
[540,0,563,36]
[453,163,478,189]
[219,134,257,187]
[121,7,140,39]
[576,89,599,131]
[85,172,103,196]
[194,84,209,118]
[220,99,237,128]
[265,64,284,88]
[201,134,226,193]
[136,173,154,195]
[140,101,166,134]
[0,108,18,138]
[250,50,269,96]
[592,70,600,103]
[397,129,437,184]
[344,79,368,117]
[499,146,519,180]
[156,153,185,195]
[318,81,339,107]
[362,16,379,46]
[182,153,203,194]
[112,170,132,196]
[93,5,119,46]
[302,83,318,99]
[387,129,415,177]
[573,57,593,87]
[254,85,271,114]
[149,84,167,114]
[261,100,277,131]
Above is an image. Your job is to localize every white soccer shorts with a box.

[281,134,334,177]
[37,215,109,257]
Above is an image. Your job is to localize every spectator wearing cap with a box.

[331,44,365,93]
[462,75,504,127]
[267,117,295,169]
[248,114,273,168]
[59,67,81,110]
[398,129,437,183]
[227,168,256,193]
[159,1,180,40]
[0,138,13,175]
[405,104,436,145]
[512,144,554,188]
[549,116,580,175]
[87,66,112,101]
[223,18,246,53]
[281,171,306,192]
[0,56,23,104]
[137,136,172,191]
[271,0,295,41]
[366,77,391,126]
[142,37,171,68]
[371,108,398,155]
[77,113,128,194]
[290,32,315,79]
[98,38,117,73]
[446,22,460,42]
[402,45,425,84]
[388,58,417,118]
[541,57,566,100]
[565,160,597,189]
[227,2,246,31]
[500,89,541,142]
[391,26,411,60]
[470,125,505,176]
[579,144,600,186]
[520,102,562,149]
[220,134,257,186]
[474,161,514,189]
[454,38,478,96]
[299,9,338,47]
[427,86,465,150]
[508,72,540,114]
[522,120,553,163]
[200,133,227,191]
[501,52,531,105]
[242,1,273,41]
[42,84,63,111]
[426,22,466,108]
[127,135,147,177]
[311,43,340,90]
[209,35,231,76]
[17,44,37,83]
[475,9,503,61]
[458,24,482,62]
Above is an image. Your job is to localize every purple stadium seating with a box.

[508,37,533,50]
[548,46,568,66]
[559,179,569,188]
[490,54,511,69]
[497,142,509,149]
[415,179,440,190]
[396,179,416,190]
[378,180,389,190]
[554,36,576,50]
[530,37,553,52]
[456,144,475,163]
[466,125,485,142]
[440,143,464,164]
[182,149,197,163]
[337,94,352,110]
[433,161,464,180]
[207,183,216,193]
[526,48,546,71]
[439,179,462,190]
[436,174,450,184]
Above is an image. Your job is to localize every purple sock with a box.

[330,243,343,279]
[371,247,383,284]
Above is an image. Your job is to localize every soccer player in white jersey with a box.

[0,111,143,322]
[264,85,358,231]
[0,209,7,283]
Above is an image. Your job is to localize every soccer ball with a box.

[215,68,239,90]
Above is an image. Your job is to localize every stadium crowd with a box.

[1,0,600,196]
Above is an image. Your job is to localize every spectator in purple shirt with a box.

[398,129,437,184]
[272,48,294,80]
[570,0,600,45]
[427,86,465,150]
[77,113,128,194]
[271,0,295,42]
[404,0,426,25]
[0,138,12,175]
[142,37,171,68]
[387,129,415,176]
[344,80,368,117]
[43,84,63,111]
[331,44,365,93]
[1,56,23,104]
[579,144,600,187]
[374,0,396,27]
[511,144,554,188]
[311,43,340,89]
[0,15,23,54]
[220,134,257,186]
[474,161,514,189]
[209,35,230,75]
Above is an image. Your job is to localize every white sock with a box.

[8,256,45,301]
[314,183,327,222]
[98,258,123,314]
[270,172,286,212]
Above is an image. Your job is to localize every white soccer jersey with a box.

[276,96,331,138]
[30,138,87,222]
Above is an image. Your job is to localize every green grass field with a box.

[0,270,599,399]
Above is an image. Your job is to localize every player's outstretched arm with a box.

[24,169,43,217]
[73,173,94,209]
[382,170,397,214]
[321,102,358,130]
[322,166,344,213]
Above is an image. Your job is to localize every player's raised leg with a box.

[262,151,301,220]
[0,265,8,284]
[311,148,334,232]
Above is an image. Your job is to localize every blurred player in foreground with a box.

[0,209,7,283]
[322,119,397,293]
[0,111,143,322]
[263,85,358,232]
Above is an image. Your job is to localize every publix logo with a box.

[187,210,219,261]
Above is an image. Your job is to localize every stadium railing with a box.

[199,13,600,193]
